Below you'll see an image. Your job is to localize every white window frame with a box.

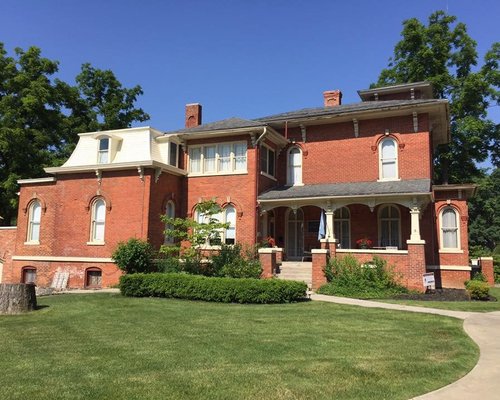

[334,207,351,249]
[97,137,110,164]
[26,200,41,244]
[164,201,176,245]
[188,141,247,176]
[89,198,106,244]
[194,204,237,246]
[378,204,401,248]
[287,147,303,186]
[439,206,461,251]
[168,142,179,168]
[260,144,276,178]
[378,137,399,181]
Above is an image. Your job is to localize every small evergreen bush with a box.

[318,255,408,299]
[465,280,490,300]
[112,238,155,274]
[119,273,307,304]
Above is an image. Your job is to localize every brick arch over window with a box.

[370,133,405,153]
[160,193,178,214]
[284,142,308,157]
[220,200,244,218]
[85,267,102,288]
[21,266,37,284]
[22,195,47,215]
[84,192,112,212]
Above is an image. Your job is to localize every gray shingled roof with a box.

[255,99,446,123]
[258,179,431,200]
[167,117,265,134]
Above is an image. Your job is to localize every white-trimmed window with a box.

[287,147,302,185]
[334,207,350,249]
[90,199,106,243]
[164,201,176,245]
[196,204,237,245]
[27,200,41,243]
[378,205,401,248]
[440,206,460,250]
[379,138,398,180]
[188,142,247,175]
[98,137,110,164]
[260,145,276,177]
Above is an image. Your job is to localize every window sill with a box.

[260,171,277,181]
[377,178,401,182]
[284,183,304,187]
[24,241,40,246]
[439,249,463,254]
[87,241,105,246]
[188,171,248,177]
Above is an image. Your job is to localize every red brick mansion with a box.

[1,82,493,290]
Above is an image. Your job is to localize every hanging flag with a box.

[318,209,326,240]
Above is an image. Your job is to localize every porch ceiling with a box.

[258,179,432,210]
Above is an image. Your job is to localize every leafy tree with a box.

[112,238,155,274]
[468,168,500,251]
[0,43,150,225]
[373,11,499,184]
[160,199,229,263]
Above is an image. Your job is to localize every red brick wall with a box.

[186,136,258,246]
[10,260,122,288]
[275,114,431,186]
[0,227,17,282]
[432,269,470,289]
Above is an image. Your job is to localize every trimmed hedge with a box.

[119,273,307,304]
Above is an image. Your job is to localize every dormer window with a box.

[98,138,110,164]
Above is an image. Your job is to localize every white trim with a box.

[426,265,471,271]
[439,206,461,251]
[0,226,17,230]
[17,177,56,184]
[337,249,408,255]
[260,144,276,178]
[188,171,248,178]
[311,249,329,254]
[260,171,277,181]
[379,137,399,180]
[438,249,464,254]
[45,160,187,176]
[258,248,275,254]
[287,146,303,186]
[187,141,248,176]
[24,241,40,246]
[12,255,115,263]
[86,242,105,246]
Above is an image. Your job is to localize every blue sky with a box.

[1,0,499,131]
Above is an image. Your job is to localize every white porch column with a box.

[325,210,335,241]
[408,207,423,242]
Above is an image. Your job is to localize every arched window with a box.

[379,138,398,180]
[440,207,459,249]
[334,207,351,249]
[90,199,106,243]
[86,267,102,288]
[224,205,236,245]
[164,201,175,244]
[27,200,41,243]
[22,267,37,284]
[98,138,110,164]
[379,205,401,248]
[287,147,302,186]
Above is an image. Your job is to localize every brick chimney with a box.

[323,90,342,107]
[185,103,202,128]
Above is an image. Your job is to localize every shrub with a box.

[465,280,490,301]
[112,238,155,273]
[156,257,183,273]
[319,255,407,299]
[119,273,307,304]
[211,244,262,279]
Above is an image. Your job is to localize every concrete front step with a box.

[277,261,312,285]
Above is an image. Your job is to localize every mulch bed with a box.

[393,288,497,302]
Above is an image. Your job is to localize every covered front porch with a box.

[257,180,431,291]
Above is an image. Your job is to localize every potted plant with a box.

[356,237,373,249]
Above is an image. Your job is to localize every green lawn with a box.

[382,287,500,312]
[0,293,478,400]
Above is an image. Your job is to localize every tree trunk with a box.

[0,283,37,314]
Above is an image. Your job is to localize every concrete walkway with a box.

[311,294,500,400]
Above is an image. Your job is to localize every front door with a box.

[286,208,304,259]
